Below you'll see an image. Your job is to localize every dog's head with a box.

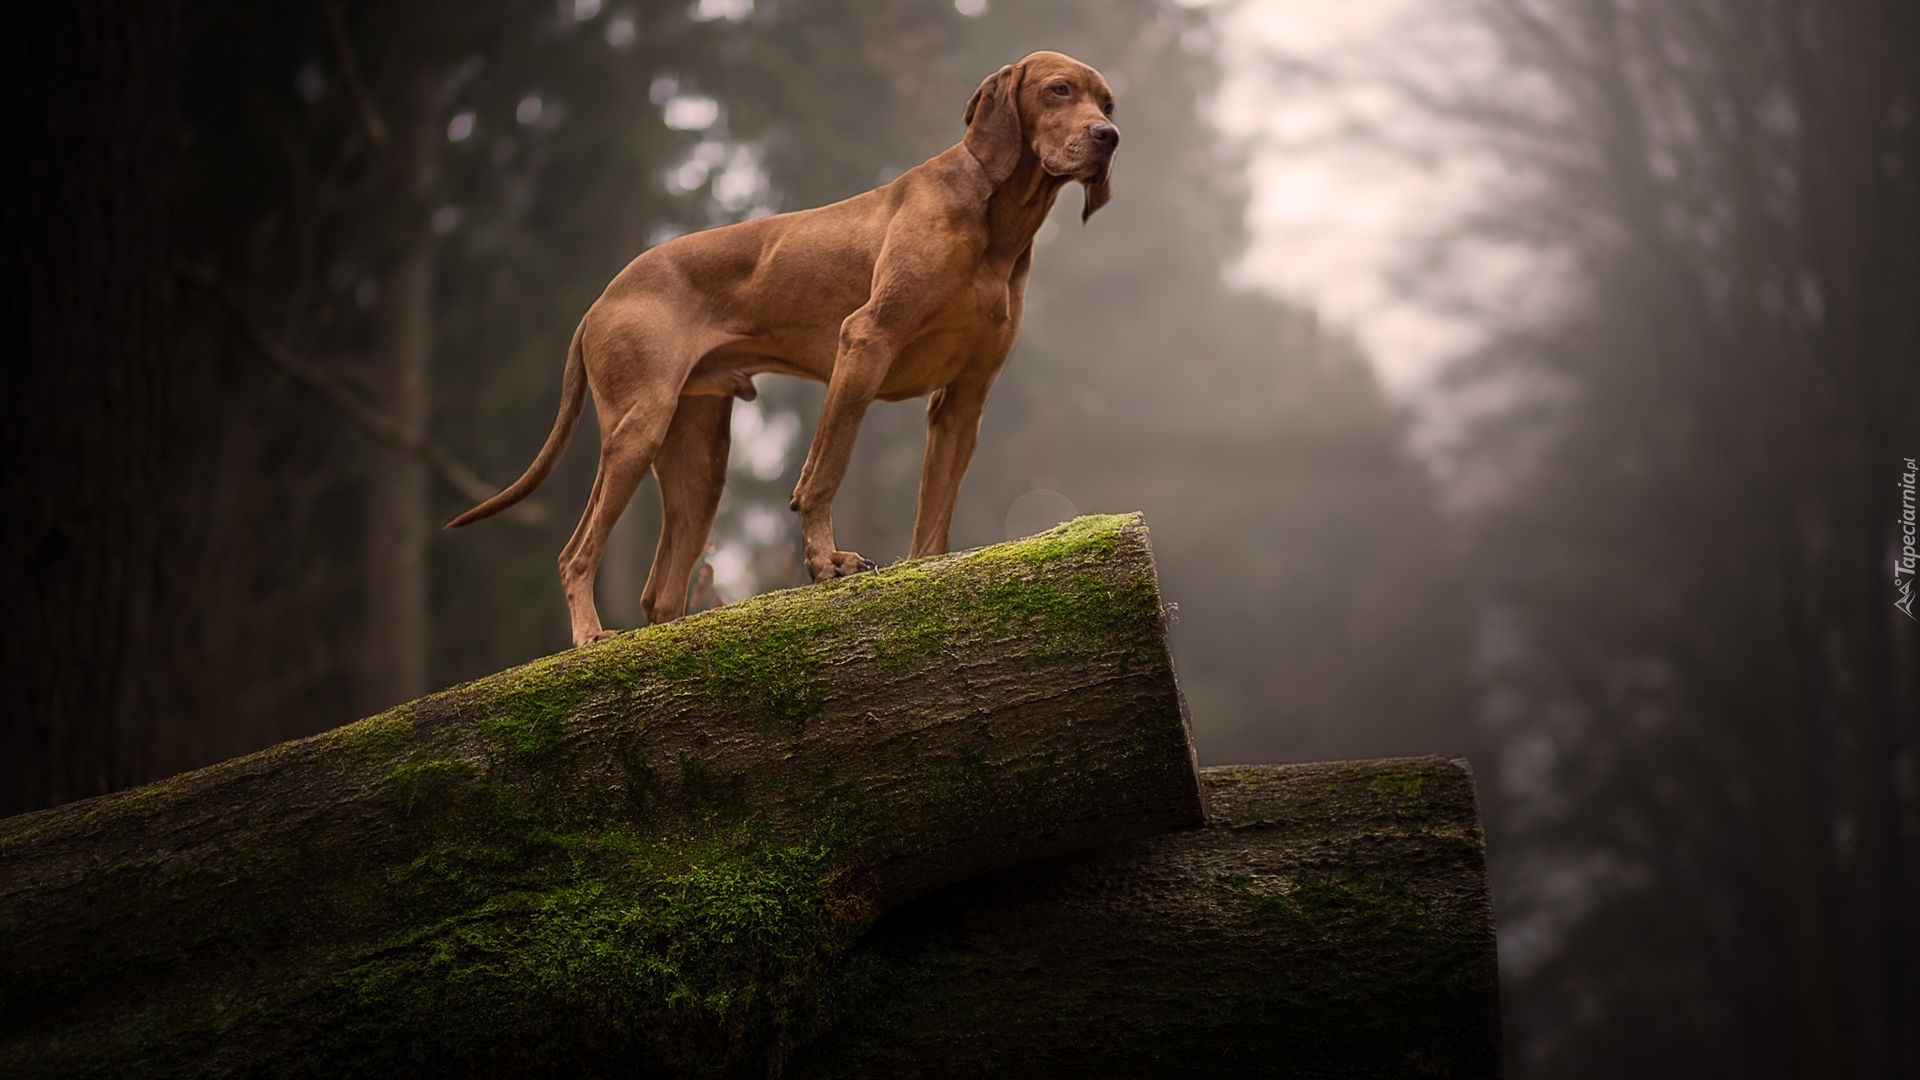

[964,51,1118,221]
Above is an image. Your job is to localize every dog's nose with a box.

[1090,122,1119,149]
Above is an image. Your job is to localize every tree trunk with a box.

[359,68,441,716]
[791,756,1503,1079]
[0,514,1202,1078]
[0,0,180,816]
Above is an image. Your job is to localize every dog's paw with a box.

[574,629,621,647]
[810,550,877,580]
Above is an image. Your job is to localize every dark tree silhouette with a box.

[0,2,181,815]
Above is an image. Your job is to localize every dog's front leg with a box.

[910,246,1023,560]
[790,310,896,581]
[909,373,994,559]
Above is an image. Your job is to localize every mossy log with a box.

[789,757,1502,1079]
[0,513,1203,1078]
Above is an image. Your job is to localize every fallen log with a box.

[0,513,1202,1079]
[790,756,1503,1078]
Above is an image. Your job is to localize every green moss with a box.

[333,688,919,1075]
[972,513,1128,566]
[330,708,415,762]
[1369,772,1427,816]
[440,565,866,738]
[479,702,568,762]
[647,605,835,735]
[456,645,652,763]
[864,526,1160,673]
[983,572,1160,668]
[334,828,851,1058]
[324,778,871,1077]
[3,512,1175,1078]
[866,569,952,671]
[572,514,1146,691]
[387,757,478,818]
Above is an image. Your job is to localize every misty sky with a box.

[1210,0,1520,397]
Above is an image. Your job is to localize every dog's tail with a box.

[444,320,589,530]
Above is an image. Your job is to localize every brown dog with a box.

[447,51,1119,647]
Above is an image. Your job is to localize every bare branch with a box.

[318,0,391,150]
[175,262,547,527]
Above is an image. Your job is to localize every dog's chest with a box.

[969,261,1018,323]
[875,256,1023,400]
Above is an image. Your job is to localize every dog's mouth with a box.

[1040,139,1115,181]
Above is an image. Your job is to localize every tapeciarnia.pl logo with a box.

[1898,457,1917,621]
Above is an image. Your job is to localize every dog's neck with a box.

[982,149,1069,261]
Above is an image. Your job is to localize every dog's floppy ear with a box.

[1082,160,1113,222]
[964,63,1024,185]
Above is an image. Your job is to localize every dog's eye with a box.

[1102,100,1115,117]
[1050,84,1072,98]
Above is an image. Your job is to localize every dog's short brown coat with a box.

[448,51,1119,646]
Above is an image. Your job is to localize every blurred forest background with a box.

[2,0,1914,1075]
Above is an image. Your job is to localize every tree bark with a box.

[0,514,1203,1078]
[359,68,442,716]
[0,0,179,816]
[791,756,1503,1079]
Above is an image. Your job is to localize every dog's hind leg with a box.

[640,394,733,626]
[559,399,677,647]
